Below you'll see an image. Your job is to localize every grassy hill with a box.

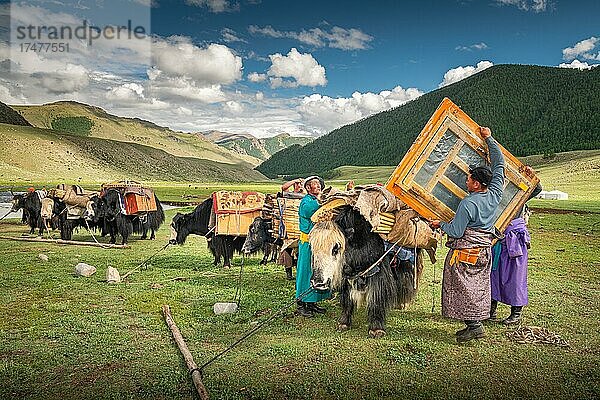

[0,101,31,126]
[258,64,600,177]
[13,101,259,166]
[202,131,312,161]
[0,123,267,183]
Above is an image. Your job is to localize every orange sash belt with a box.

[450,248,481,266]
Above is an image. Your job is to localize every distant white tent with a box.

[536,190,569,200]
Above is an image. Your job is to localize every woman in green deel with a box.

[296,175,330,317]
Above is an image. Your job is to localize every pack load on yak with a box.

[100,180,158,215]
[170,190,265,267]
[48,184,99,221]
[211,190,265,236]
[272,194,301,241]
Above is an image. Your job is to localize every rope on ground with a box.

[0,209,14,221]
[84,219,111,249]
[121,242,171,281]
[507,325,570,347]
[198,287,316,372]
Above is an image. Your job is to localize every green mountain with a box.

[201,130,313,161]
[257,64,600,177]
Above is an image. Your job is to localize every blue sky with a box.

[1,0,598,137]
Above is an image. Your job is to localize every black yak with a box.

[170,197,244,268]
[309,206,422,338]
[11,192,43,235]
[241,217,281,265]
[90,189,164,245]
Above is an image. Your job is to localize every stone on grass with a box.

[75,262,96,277]
[106,266,121,283]
[213,302,238,315]
[38,254,49,262]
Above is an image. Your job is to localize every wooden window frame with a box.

[386,98,540,232]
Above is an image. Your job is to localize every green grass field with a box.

[1,149,599,399]
[1,203,599,399]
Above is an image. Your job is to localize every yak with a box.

[89,189,165,245]
[170,197,244,268]
[309,205,421,338]
[241,217,281,265]
[11,192,43,235]
[54,196,102,241]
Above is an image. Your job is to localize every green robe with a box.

[296,194,331,302]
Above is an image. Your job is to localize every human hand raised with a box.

[479,126,492,139]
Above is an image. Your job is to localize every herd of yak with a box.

[11,188,165,244]
[9,188,272,267]
[10,187,421,336]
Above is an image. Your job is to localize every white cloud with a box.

[247,72,267,82]
[0,82,27,104]
[439,61,493,87]
[152,37,242,85]
[297,86,423,134]
[267,48,327,88]
[248,25,373,51]
[185,0,238,13]
[106,82,145,103]
[221,27,247,43]
[223,100,244,114]
[495,0,551,13]
[255,91,264,101]
[175,106,193,116]
[562,37,599,61]
[456,42,488,51]
[558,60,594,70]
[146,72,228,103]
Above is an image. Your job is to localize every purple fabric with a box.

[491,218,530,306]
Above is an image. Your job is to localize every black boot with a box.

[502,306,523,325]
[488,299,499,321]
[306,302,326,314]
[457,320,485,343]
[296,301,313,318]
[285,267,294,281]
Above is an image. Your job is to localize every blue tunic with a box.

[296,194,331,303]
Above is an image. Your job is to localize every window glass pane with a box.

[494,181,519,221]
[414,128,457,187]
[432,182,461,211]
[444,163,468,192]
[458,143,485,167]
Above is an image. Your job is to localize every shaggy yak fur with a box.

[12,193,43,235]
[241,217,281,265]
[52,196,103,241]
[170,197,244,267]
[90,189,165,245]
[310,205,421,338]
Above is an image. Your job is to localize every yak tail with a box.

[394,249,424,309]
[150,195,165,229]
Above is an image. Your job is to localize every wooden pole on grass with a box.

[0,235,128,248]
[162,305,210,400]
